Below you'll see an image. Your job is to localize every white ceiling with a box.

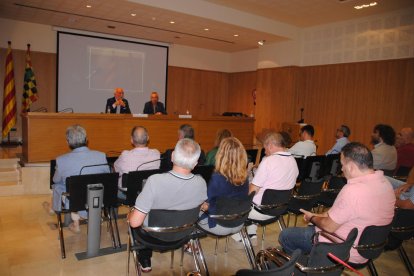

[0,0,413,52]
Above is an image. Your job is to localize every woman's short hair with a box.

[66,125,87,150]
[215,137,247,185]
[172,138,201,170]
[214,129,233,148]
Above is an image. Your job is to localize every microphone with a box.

[79,163,110,175]
[58,108,73,113]
[136,158,163,171]
[298,108,304,123]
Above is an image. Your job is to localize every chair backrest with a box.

[326,176,347,191]
[391,208,414,241]
[257,189,292,217]
[296,155,326,182]
[236,249,301,276]
[145,207,200,242]
[355,224,392,260]
[65,172,119,211]
[212,193,254,228]
[321,154,341,177]
[192,165,214,184]
[246,149,258,164]
[305,228,358,276]
[394,166,412,178]
[297,179,325,197]
[124,169,163,206]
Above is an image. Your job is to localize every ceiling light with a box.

[258,40,265,46]
[131,13,136,17]
[204,28,209,31]
[170,21,175,24]
[152,17,156,20]
[233,34,239,37]
[86,5,92,8]
[354,2,377,10]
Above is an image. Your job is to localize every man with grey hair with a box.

[51,125,109,233]
[326,125,351,155]
[114,126,160,198]
[160,124,206,170]
[129,138,207,272]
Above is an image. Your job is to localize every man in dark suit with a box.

[106,87,131,114]
[143,91,166,115]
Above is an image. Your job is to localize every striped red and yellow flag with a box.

[2,41,17,138]
[22,44,38,113]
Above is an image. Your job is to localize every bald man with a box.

[396,127,414,171]
[106,88,131,114]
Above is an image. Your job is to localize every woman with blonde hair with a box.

[198,136,249,235]
[205,129,233,166]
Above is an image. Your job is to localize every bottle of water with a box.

[106,106,110,114]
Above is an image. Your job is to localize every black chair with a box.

[246,189,292,245]
[49,159,56,189]
[316,176,347,211]
[296,155,326,183]
[199,194,255,268]
[388,208,414,275]
[393,166,412,182]
[348,223,392,276]
[192,165,215,184]
[127,207,208,276]
[287,179,325,227]
[295,228,358,276]
[246,149,259,164]
[235,249,301,276]
[57,172,120,259]
[321,154,341,178]
[122,169,163,206]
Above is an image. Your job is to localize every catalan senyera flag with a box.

[22,44,38,113]
[2,41,17,138]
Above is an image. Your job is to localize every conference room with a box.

[0,0,413,275]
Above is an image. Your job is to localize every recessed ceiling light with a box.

[233,34,239,37]
[152,17,156,20]
[354,2,377,10]
[258,40,265,46]
[86,5,92,8]
[204,28,209,31]
[170,21,175,24]
[131,13,136,17]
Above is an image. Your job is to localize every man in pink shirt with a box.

[279,142,395,264]
[114,126,160,199]
[232,132,299,241]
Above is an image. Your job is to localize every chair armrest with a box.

[292,193,320,200]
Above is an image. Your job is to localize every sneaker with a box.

[248,234,257,239]
[42,201,55,216]
[68,222,80,234]
[140,258,152,273]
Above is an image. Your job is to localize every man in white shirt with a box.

[371,124,397,173]
[326,125,351,155]
[288,125,317,158]
[114,126,160,198]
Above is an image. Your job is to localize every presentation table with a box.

[22,112,255,163]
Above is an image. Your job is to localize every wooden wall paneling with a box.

[227,71,257,116]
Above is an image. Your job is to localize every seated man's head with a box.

[114,88,124,100]
[396,127,413,147]
[336,125,351,139]
[371,124,396,146]
[300,125,314,141]
[150,92,159,105]
[263,132,286,156]
[340,142,373,179]
[131,126,149,148]
[214,129,233,148]
[178,124,195,140]
[172,138,201,170]
[66,125,87,150]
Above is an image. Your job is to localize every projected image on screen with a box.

[89,47,145,93]
[57,32,168,114]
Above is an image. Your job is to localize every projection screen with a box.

[57,32,168,114]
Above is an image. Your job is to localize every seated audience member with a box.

[232,132,298,241]
[288,124,317,158]
[395,127,414,171]
[143,91,166,115]
[128,138,207,272]
[105,87,131,114]
[114,126,160,199]
[279,142,395,264]
[205,128,233,166]
[198,137,249,235]
[52,125,110,233]
[160,124,206,170]
[371,124,397,172]
[385,167,414,250]
[326,125,351,155]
